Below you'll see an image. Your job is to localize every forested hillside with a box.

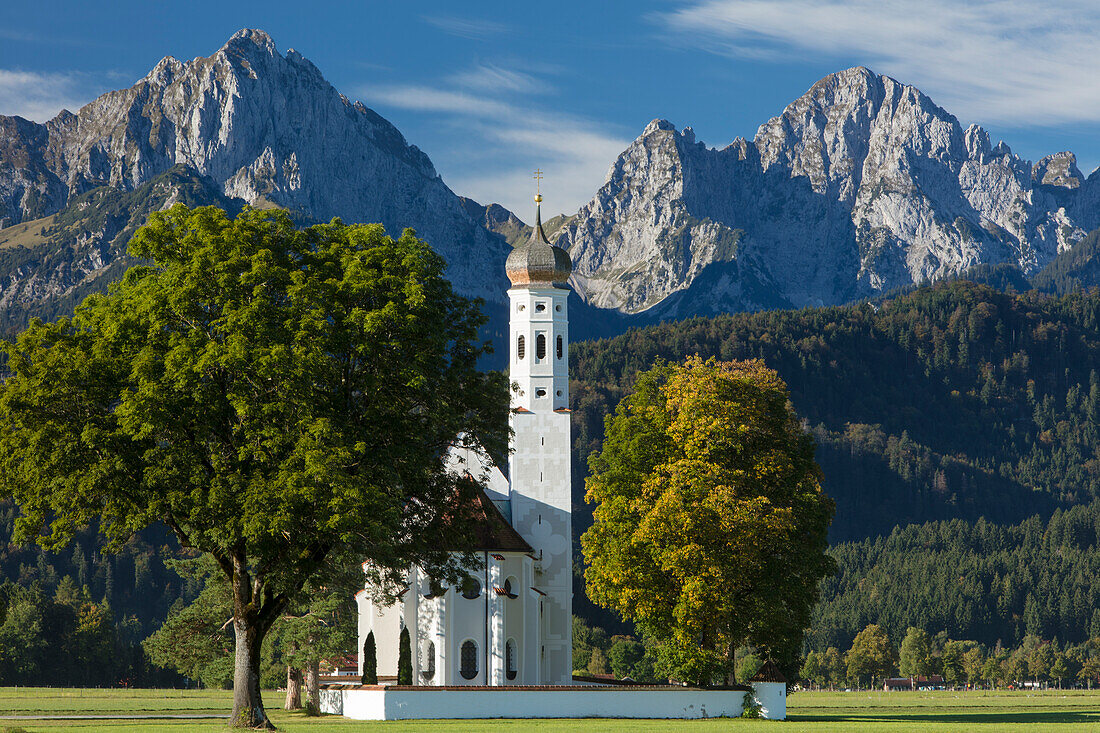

[571,281,1100,542]
[0,506,199,685]
[812,501,1100,653]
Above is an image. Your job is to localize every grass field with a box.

[0,688,1098,731]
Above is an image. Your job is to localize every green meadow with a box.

[0,688,1099,731]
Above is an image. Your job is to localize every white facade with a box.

[356,200,573,687]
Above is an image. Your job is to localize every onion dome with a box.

[506,195,572,287]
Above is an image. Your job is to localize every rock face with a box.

[0,28,510,321]
[558,67,1100,317]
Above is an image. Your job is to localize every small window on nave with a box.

[421,641,436,681]
[460,640,478,680]
[506,638,518,681]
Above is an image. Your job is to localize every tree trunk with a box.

[284,666,303,710]
[231,617,273,729]
[305,659,320,716]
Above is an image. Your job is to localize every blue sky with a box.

[4,1,1100,219]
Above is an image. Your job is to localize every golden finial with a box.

[533,169,544,203]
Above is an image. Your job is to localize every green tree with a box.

[942,641,967,686]
[143,559,235,689]
[899,627,934,677]
[822,647,845,690]
[737,653,763,683]
[272,586,356,714]
[397,627,412,686]
[0,206,505,727]
[608,638,651,681]
[362,631,377,685]
[587,647,611,675]
[800,651,824,689]
[846,624,896,688]
[582,357,834,685]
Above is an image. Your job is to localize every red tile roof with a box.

[437,478,532,553]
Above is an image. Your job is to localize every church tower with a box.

[504,187,573,684]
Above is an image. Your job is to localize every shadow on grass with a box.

[792,711,1100,725]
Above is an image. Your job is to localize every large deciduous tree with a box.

[846,624,896,688]
[0,205,505,727]
[581,357,834,685]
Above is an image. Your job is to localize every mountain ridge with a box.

[557,66,1100,318]
[0,28,511,325]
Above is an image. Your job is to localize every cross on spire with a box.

[534,169,544,203]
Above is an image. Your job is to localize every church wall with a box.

[357,591,403,678]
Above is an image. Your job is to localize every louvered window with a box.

[517,334,525,360]
[557,335,563,359]
[536,334,546,360]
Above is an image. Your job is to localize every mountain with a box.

[558,67,1100,319]
[0,28,510,330]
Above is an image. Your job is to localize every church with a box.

[355,190,574,686]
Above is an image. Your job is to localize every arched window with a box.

[517,335,525,360]
[421,641,436,681]
[503,576,518,598]
[460,640,478,680]
[556,335,563,359]
[506,638,518,681]
[536,334,546,360]
[461,576,481,599]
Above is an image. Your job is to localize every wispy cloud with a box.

[449,63,547,95]
[0,69,102,122]
[359,63,628,218]
[422,14,510,40]
[658,0,1100,126]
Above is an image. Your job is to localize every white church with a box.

[354,191,575,687]
[324,192,786,721]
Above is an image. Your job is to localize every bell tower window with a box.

[536,334,546,360]
[517,335,525,360]
[556,335,563,359]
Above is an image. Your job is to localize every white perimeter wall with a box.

[320,685,785,720]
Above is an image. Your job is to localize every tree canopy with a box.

[581,356,834,684]
[0,205,506,726]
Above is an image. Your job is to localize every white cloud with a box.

[0,69,99,122]
[449,63,547,94]
[359,65,628,218]
[422,15,510,40]
[369,85,514,117]
[659,0,1100,126]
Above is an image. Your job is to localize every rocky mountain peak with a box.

[0,29,511,310]
[1033,152,1083,189]
[558,66,1100,318]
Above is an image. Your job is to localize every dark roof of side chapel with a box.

[505,198,572,287]
[443,477,532,553]
[749,660,787,683]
